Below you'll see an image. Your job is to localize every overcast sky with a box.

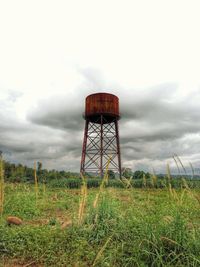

[1,0,200,173]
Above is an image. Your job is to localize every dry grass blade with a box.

[180,188,186,205]
[127,175,133,188]
[172,188,179,201]
[116,178,127,188]
[80,172,87,187]
[193,194,200,205]
[78,184,87,225]
[121,176,132,189]
[160,236,179,246]
[168,183,173,198]
[143,174,147,188]
[189,162,195,179]
[0,153,4,216]
[173,156,180,174]
[181,178,190,190]
[186,187,200,207]
[174,154,187,175]
[34,161,38,203]
[179,177,200,206]
[78,172,88,225]
[92,234,113,266]
[121,167,133,188]
[166,163,173,196]
[151,168,157,188]
[93,157,111,209]
[43,177,46,196]
[166,162,171,182]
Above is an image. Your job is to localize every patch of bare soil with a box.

[25,210,72,229]
[25,219,49,226]
[1,258,44,267]
[116,195,132,202]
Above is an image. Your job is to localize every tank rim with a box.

[86,92,119,100]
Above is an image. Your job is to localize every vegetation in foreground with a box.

[0,181,200,266]
[1,155,200,266]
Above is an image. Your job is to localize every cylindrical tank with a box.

[85,93,120,123]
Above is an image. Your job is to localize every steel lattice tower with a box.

[80,93,121,178]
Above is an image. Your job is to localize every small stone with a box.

[7,216,23,225]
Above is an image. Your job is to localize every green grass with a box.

[47,177,200,189]
[0,184,200,266]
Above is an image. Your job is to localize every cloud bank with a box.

[1,0,200,173]
[1,76,199,173]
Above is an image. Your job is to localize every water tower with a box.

[80,93,121,178]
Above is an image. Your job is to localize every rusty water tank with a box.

[84,93,120,123]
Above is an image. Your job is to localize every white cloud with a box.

[0,0,200,172]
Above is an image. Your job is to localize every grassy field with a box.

[0,183,200,266]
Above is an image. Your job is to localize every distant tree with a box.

[4,161,11,178]
[37,162,43,174]
[122,167,133,178]
[59,170,66,177]
[133,170,145,179]
[84,172,93,179]
[108,170,115,179]
[145,172,151,179]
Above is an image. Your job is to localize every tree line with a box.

[0,152,151,183]
[3,160,80,183]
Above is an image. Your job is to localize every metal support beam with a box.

[80,116,121,177]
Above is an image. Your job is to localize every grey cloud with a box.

[0,102,82,170]
[27,87,93,132]
[25,77,200,172]
[1,69,200,172]
[28,68,118,131]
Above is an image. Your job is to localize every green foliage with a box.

[3,160,80,183]
[48,217,58,226]
[122,167,133,178]
[48,178,127,189]
[37,161,42,174]
[0,185,200,267]
[4,188,40,219]
[4,159,200,190]
[107,170,115,179]
[1,184,200,266]
[49,178,82,188]
[46,177,200,189]
[133,170,148,179]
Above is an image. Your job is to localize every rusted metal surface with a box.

[85,93,120,122]
[80,92,122,178]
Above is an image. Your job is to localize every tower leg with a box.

[100,115,103,178]
[80,117,121,178]
[80,120,89,175]
[115,120,122,178]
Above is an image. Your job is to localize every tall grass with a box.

[78,173,88,225]
[151,169,157,188]
[93,158,111,209]
[34,161,38,204]
[143,173,147,188]
[92,234,113,266]
[1,177,200,266]
[0,154,4,216]
[189,161,195,178]
[174,154,187,175]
